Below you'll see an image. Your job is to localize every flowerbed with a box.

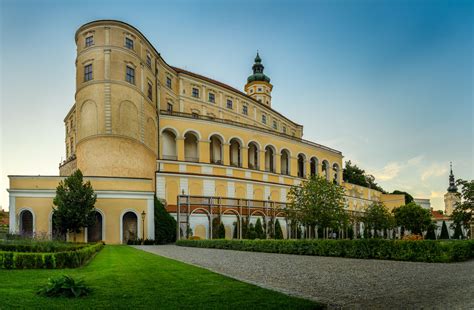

[176,239,474,263]
[0,242,104,269]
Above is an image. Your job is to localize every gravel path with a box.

[134,245,474,309]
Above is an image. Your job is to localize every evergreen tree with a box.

[248,223,256,239]
[212,217,221,239]
[452,223,464,240]
[274,219,283,239]
[255,218,265,239]
[218,222,226,239]
[425,223,437,240]
[52,169,97,242]
[154,197,177,243]
[242,218,249,239]
[439,221,450,239]
[233,222,238,239]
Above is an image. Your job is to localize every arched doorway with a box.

[122,212,138,243]
[87,211,103,242]
[20,210,33,237]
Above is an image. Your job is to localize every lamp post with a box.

[141,211,146,240]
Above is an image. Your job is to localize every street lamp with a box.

[141,211,146,240]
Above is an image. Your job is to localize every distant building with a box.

[414,198,430,210]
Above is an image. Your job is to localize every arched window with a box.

[265,146,275,173]
[161,129,177,160]
[333,163,340,184]
[229,138,242,167]
[184,131,199,162]
[248,142,259,170]
[122,212,138,244]
[322,160,330,181]
[87,211,103,242]
[310,157,318,177]
[210,135,223,164]
[19,210,33,237]
[297,153,306,178]
[280,149,290,175]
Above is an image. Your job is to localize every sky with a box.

[0,0,472,212]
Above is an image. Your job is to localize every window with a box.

[166,77,172,88]
[192,87,199,98]
[167,103,173,112]
[208,93,215,103]
[257,99,262,103]
[126,66,135,84]
[125,37,134,49]
[250,89,254,93]
[262,114,266,124]
[84,64,93,81]
[283,126,287,134]
[258,87,262,92]
[146,54,152,68]
[273,120,277,129]
[242,105,248,115]
[85,36,94,47]
[147,82,153,100]
[226,99,233,109]
[192,113,199,119]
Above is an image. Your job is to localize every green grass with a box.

[0,245,322,309]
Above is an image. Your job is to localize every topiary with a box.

[254,218,265,239]
[274,220,283,239]
[452,223,464,240]
[218,223,226,239]
[154,197,177,244]
[440,221,450,239]
[425,223,437,240]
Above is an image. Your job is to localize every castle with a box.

[7,20,404,243]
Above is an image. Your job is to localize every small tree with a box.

[242,218,249,239]
[274,219,283,239]
[452,223,464,240]
[361,202,394,238]
[248,223,256,240]
[392,202,431,235]
[254,218,265,239]
[154,198,177,244]
[391,190,414,205]
[425,223,437,240]
[52,170,97,242]
[233,222,238,239]
[439,221,450,239]
[451,179,473,233]
[218,222,226,239]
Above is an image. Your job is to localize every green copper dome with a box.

[247,52,271,83]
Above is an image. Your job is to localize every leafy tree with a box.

[391,190,414,205]
[254,218,265,239]
[218,222,226,239]
[343,160,368,187]
[392,202,431,235]
[451,179,473,232]
[52,170,97,241]
[452,223,464,240]
[274,219,283,239]
[248,223,256,240]
[361,202,394,238]
[288,176,348,238]
[439,221,450,239]
[154,198,177,244]
[425,223,437,240]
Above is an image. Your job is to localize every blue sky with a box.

[1,0,472,211]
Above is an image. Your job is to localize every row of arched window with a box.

[161,127,341,183]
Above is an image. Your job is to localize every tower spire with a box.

[447,162,458,193]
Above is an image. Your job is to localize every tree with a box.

[451,179,473,232]
[343,160,368,187]
[425,223,437,240]
[248,223,256,240]
[439,221,450,239]
[452,223,464,240]
[361,202,394,238]
[392,202,431,235]
[52,170,97,241]
[218,222,226,239]
[233,222,238,239]
[254,218,265,239]
[391,190,414,205]
[288,176,348,238]
[154,198,177,244]
[274,219,283,239]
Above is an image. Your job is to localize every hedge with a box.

[0,242,104,269]
[0,241,87,253]
[176,239,474,263]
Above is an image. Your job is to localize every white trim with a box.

[9,196,16,233]
[8,189,154,199]
[182,128,202,140]
[119,209,142,244]
[17,207,36,235]
[147,198,154,239]
[160,126,180,137]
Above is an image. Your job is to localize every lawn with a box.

[0,245,321,309]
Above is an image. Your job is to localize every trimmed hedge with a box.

[0,242,103,269]
[176,239,474,263]
[0,241,87,253]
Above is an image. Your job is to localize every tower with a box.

[244,52,273,107]
[444,162,460,216]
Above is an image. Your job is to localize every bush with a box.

[274,220,283,240]
[176,239,474,263]
[440,221,450,239]
[37,275,91,298]
[154,198,177,244]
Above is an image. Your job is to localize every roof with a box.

[431,210,449,220]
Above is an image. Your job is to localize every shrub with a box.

[154,198,177,244]
[274,220,283,240]
[37,275,91,298]
[176,239,474,263]
[440,221,450,239]
[402,234,423,241]
[255,219,265,239]
[218,223,226,239]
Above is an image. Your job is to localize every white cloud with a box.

[370,155,424,181]
[421,163,448,181]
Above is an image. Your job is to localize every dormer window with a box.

[192,87,199,98]
[208,93,215,103]
[125,37,134,49]
[227,99,233,109]
[85,36,94,47]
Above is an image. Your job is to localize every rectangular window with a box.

[273,120,277,129]
[208,93,215,103]
[192,87,199,98]
[262,114,266,124]
[147,82,153,100]
[242,105,248,115]
[227,99,233,109]
[167,103,173,112]
[166,77,172,88]
[146,54,152,68]
[258,87,262,92]
[283,126,287,134]
[126,66,135,84]
[192,113,199,119]
[85,36,94,47]
[84,64,93,81]
[125,37,134,49]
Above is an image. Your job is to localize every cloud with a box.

[430,191,444,199]
[421,163,448,181]
[370,155,424,181]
